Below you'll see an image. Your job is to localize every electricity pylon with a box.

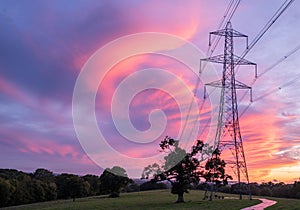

[201,21,257,199]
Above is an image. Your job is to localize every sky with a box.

[0,0,300,183]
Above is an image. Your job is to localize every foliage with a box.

[139,180,168,191]
[0,168,94,207]
[202,149,232,186]
[99,166,131,197]
[56,173,90,201]
[202,148,233,200]
[1,166,300,208]
[82,174,100,196]
[0,169,56,206]
[33,168,55,182]
[142,136,205,203]
[0,177,13,207]
[125,182,141,192]
[217,181,300,200]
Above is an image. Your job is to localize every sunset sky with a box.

[1,0,300,183]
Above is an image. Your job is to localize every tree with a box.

[141,136,204,203]
[202,148,232,200]
[139,180,167,191]
[33,168,55,182]
[0,177,12,207]
[99,166,131,197]
[69,175,90,201]
[33,168,57,200]
[56,173,89,201]
[82,174,100,196]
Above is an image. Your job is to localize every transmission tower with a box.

[201,21,257,199]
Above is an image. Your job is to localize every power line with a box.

[238,43,300,117]
[238,0,295,60]
[198,0,296,142]
[232,0,296,117]
[238,43,300,110]
[258,44,300,78]
[238,72,300,118]
[207,0,241,58]
[254,73,300,102]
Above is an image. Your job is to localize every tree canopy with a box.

[142,136,205,203]
[99,166,131,197]
[202,148,232,200]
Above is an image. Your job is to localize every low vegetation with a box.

[2,190,261,210]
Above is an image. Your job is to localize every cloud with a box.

[0,0,300,181]
[275,146,300,161]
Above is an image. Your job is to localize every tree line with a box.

[0,166,131,207]
[216,181,300,199]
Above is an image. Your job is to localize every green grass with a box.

[265,197,300,210]
[2,190,260,210]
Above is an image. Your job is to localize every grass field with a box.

[265,197,300,210]
[2,190,300,210]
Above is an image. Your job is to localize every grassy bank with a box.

[265,197,300,209]
[2,190,260,210]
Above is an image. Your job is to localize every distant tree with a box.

[82,174,100,196]
[33,168,57,200]
[56,174,89,201]
[33,168,55,182]
[125,182,141,192]
[28,179,46,202]
[139,180,168,191]
[141,136,204,203]
[99,166,130,197]
[99,166,131,197]
[202,148,232,200]
[69,175,90,201]
[0,177,12,207]
[11,172,35,205]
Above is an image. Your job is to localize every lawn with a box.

[265,197,300,210]
[2,190,260,210]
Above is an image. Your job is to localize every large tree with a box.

[142,136,204,203]
[99,166,131,197]
[202,148,232,200]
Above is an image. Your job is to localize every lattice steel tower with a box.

[201,22,257,199]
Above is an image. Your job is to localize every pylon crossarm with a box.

[210,28,248,38]
[201,54,256,66]
[234,80,251,89]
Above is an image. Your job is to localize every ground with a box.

[2,190,300,210]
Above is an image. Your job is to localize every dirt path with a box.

[241,198,277,210]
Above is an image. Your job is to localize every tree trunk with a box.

[176,192,184,203]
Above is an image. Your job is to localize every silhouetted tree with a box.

[56,173,89,201]
[202,148,232,200]
[33,168,57,200]
[141,136,204,203]
[33,168,55,182]
[139,180,168,191]
[99,166,130,197]
[0,177,12,207]
[82,174,100,196]
[125,182,141,192]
